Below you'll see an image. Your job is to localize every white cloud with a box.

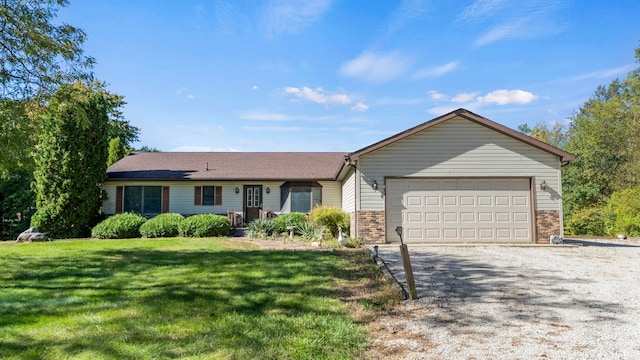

[413,61,460,79]
[239,110,338,122]
[452,92,478,103]
[264,0,332,36]
[476,89,537,105]
[474,18,528,46]
[252,85,259,90]
[351,102,369,112]
[339,51,413,83]
[428,90,446,100]
[469,1,567,47]
[385,0,429,35]
[285,86,352,105]
[570,65,635,81]
[240,111,291,121]
[457,0,507,22]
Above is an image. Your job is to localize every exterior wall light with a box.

[235,187,240,194]
[372,180,378,190]
[266,187,271,194]
[540,180,547,191]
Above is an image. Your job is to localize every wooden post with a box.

[400,244,418,300]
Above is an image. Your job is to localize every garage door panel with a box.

[443,212,458,222]
[513,212,529,222]
[387,178,532,243]
[406,212,422,222]
[460,196,475,205]
[406,228,423,239]
[460,212,475,222]
[461,228,476,238]
[512,196,528,206]
[425,212,440,222]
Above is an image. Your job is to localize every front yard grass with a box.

[0,238,398,359]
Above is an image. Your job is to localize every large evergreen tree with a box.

[30,82,116,238]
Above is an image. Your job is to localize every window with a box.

[202,186,215,205]
[194,186,222,206]
[124,186,162,214]
[280,182,322,213]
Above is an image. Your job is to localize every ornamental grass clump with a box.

[247,218,277,238]
[139,213,184,238]
[179,214,230,237]
[91,213,147,239]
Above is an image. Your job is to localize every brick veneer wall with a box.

[536,210,561,244]
[357,210,386,244]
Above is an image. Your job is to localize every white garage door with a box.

[386,178,532,243]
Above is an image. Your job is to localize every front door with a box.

[244,185,262,225]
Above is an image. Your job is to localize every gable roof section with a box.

[346,108,576,162]
[107,152,345,181]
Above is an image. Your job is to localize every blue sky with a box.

[59,0,639,153]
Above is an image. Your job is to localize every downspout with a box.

[354,161,360,240]
[557,157,565,237]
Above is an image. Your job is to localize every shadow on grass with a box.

[0,245,370,359]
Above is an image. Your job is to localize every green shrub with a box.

[247,218,277,238]
[308,206,350,238]
[139,213,184,238]
[91,213,147,239]
[272,212,306,233]
[604,187,640,236]
[179,214,230,237]
[565,206,606,236]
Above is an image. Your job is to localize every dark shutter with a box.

[215,186,222,205]
[162,186,170,213]
[194,186,202,205]
[115,186,123,213]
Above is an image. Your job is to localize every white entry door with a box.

[386,178,533,243]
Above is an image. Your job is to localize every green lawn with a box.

[0,238,395,359]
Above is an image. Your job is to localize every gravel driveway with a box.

[367,240,640,359]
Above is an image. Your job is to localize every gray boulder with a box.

[16,227,51,243]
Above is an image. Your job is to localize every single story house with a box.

[104,108,575,244]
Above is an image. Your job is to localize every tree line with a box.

[520,44,640,236]
[0,0,139,239]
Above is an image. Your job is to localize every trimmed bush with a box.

[179,214,230,237]
[308,206,350,238]
[272,212,306,233]
[139,213,184,238]
[565,206,606,236]
[91,213,147,239]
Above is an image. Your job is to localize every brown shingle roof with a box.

[107,152,346,181]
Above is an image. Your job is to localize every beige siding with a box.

[102,184,118,214]
[102,181,285,216]
[341,168,356,213]
[358,116,562,212]
[103,180,342,216]
[318,181,342,208]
